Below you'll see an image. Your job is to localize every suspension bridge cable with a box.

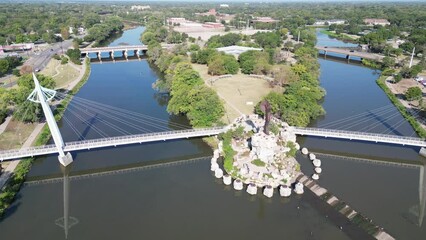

[62,114,85,141]
[331,107,399,131]
[358,110,405,133]
[318,104,395,128]
[55,93,190,129]
[67,104,134,135]
[65,107,109,138]
[54,94,187,132]
[66,101,156,133]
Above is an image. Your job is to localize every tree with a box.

[0,59,10,76]
[382,56,395,69]
[84,13,101,28]
[208,54,239,75]
[12,74,56,122]
[141,31,156,45]
[253,32,281,48]
[61,27,70,40]
[238,50,271,74]
[187,86,225,127]
[66,49,81,64]
[405,87,422,101]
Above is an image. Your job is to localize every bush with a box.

[61,56,69,65]
[394,74,402,83]
[405,86,422,101]
[12,69,20,77]
[66,48,81,65]
[53,54,61,60]
[251,159,266,167]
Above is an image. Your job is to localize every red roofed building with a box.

[202,22,224,28]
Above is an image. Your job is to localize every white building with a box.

[220,4,229,8]
[131,5,150,11]
[216,45,262,57]
[314,19,346,26]
[364,18,390,26]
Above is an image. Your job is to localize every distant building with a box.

[364,18,390,26]
[220,4,229,8]
[217,14,235,23]
[252,17,278,23]
[314,19,345,26]
[202,22,224,29]
[196,8,217,16]
[216,45,262,57]
[130,5,151,11]
[167,18,188,25]
[328,19,346,25]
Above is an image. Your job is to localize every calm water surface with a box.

[0,27,353,239]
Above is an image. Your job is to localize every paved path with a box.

[0,116,12,135]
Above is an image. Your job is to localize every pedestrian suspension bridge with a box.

[0,74,425,166]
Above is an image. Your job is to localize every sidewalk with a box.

[0,116,12,135]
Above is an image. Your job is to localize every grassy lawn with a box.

[192,64,277,123]
[251,159,266,167]
[0,119,36,150]
[320,29,358,41]
[40,58,81,89]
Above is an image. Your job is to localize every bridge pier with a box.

[123,50,128,60]
[109,51,115,61]
[97,51,102,61]
[324,50,327,59]
[419,148,426,158]
[134,49,140,59]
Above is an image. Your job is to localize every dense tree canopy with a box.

[8,74,56,122]
[207,54,239,75]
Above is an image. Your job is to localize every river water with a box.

[0,27,424,239]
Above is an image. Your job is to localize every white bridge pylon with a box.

[28,73,73,166]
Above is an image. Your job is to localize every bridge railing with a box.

[293,127,425,143]
[0,127,226,160]
[64,127,225,149]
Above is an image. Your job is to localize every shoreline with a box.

[319,29,359,43]
[376,75,426,138]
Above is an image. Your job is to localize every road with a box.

[1,39,73,88]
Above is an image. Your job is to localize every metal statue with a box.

[259,100,272,135]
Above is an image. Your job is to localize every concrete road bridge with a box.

[80,44,175,60]
[315,46,384,62]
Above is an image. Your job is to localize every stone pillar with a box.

[109,51,114,60]
[97,51,102,61]
[123,50,128,60]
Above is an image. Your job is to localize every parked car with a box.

[35,68,40,72]
[414,76,424,82]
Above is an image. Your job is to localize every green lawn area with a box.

[251,159,266,167]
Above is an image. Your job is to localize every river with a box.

[0,26,424,239]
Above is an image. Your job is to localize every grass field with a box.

[0,119,36,150]
[40,58,81,88]
[192,64,277,123]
